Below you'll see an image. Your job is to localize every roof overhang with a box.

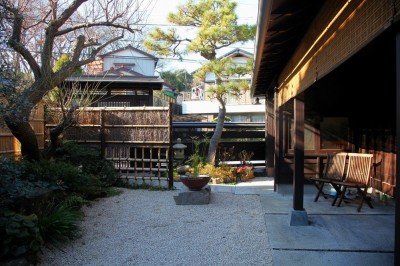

[251,0,325,97]
[64,74,164,90]
[66,74,162,83]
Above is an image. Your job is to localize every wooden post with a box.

[293,96,305,211]
[274,90,281,191]
[394,29,400,266]
[168,103,174,189]
[100,109,106,157]
[266,100,275,178]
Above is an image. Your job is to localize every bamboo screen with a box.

[46,106,173,188]
[46,107,171,143]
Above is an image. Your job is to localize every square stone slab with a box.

[174,186,211,205]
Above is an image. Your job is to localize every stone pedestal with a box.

[174,186,211,205]
[288,208,309,226]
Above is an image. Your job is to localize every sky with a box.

[144,0,260,73]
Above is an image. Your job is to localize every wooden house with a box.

[63,45,164,107]
[252,0,398,197]
[251,0,399,260]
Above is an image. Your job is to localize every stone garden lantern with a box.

[173,138,187,160]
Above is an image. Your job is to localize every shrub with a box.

[36,200,83,247]
[238,150,254,164]
[61,194,89,210]
[200,163,236,183]
[21,159,78,184]
[0,157,23,178]
[0,158,60,211]
[236,165,254,181]
[20,159,94,197]
[55,141,117,187]
[20,146,116,199]
[24,160,106,199]
[0,209,43,262]
[0,142,118,264]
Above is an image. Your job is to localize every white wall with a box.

[204,54,252,82]
[182,101,264,115]
[103,49,156,76]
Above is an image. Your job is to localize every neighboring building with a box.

[159,82,180,104]
[63,45,166,107]
[153,82,182,115]
[180,48,265,122]
[87,44,158,76]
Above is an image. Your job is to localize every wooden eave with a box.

[251,0,325,97]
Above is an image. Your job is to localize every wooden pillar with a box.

[274,90,283,191]
[100,109,106,157]
[168,103,174,189]
[266,100,275,177]
[293,96,305,211]
[394,29,400,266]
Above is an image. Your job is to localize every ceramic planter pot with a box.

[180,175,211,191]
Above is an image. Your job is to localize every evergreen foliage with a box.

[145,0,256,164]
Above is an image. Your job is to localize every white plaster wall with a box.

[182,101,264,115]
[103,49,156,76]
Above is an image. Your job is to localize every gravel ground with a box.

[37,187,273,266]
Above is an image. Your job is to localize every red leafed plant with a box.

[236,150,255,181]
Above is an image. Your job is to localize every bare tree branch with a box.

[3,3,41,77]
[0,0,151,160]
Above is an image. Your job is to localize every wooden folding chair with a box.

[330,153,374,212]
[306,152,347,202]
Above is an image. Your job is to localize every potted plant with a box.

[180,135,211,191]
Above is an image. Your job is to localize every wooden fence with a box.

[45,106,174,188]
[0,103,45,159]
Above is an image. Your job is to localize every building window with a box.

[110,89,149,95]
[231,114,265,123]
[136,89,149,95]
[320,117,348,150]
[98,101,130,107]
[289,121,315,150]
[288,117,349,151]
[111,89,134,95]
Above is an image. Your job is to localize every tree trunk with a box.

[43,105,78,159]
[43,126,64,160]
[207,100,226,165]
[5,120,41,161]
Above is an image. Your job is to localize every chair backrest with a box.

[344,153,373,185]
[323,152,347,181]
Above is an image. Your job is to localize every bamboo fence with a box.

[45,105,174,188]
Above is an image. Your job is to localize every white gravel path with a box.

[38,188,273,266]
